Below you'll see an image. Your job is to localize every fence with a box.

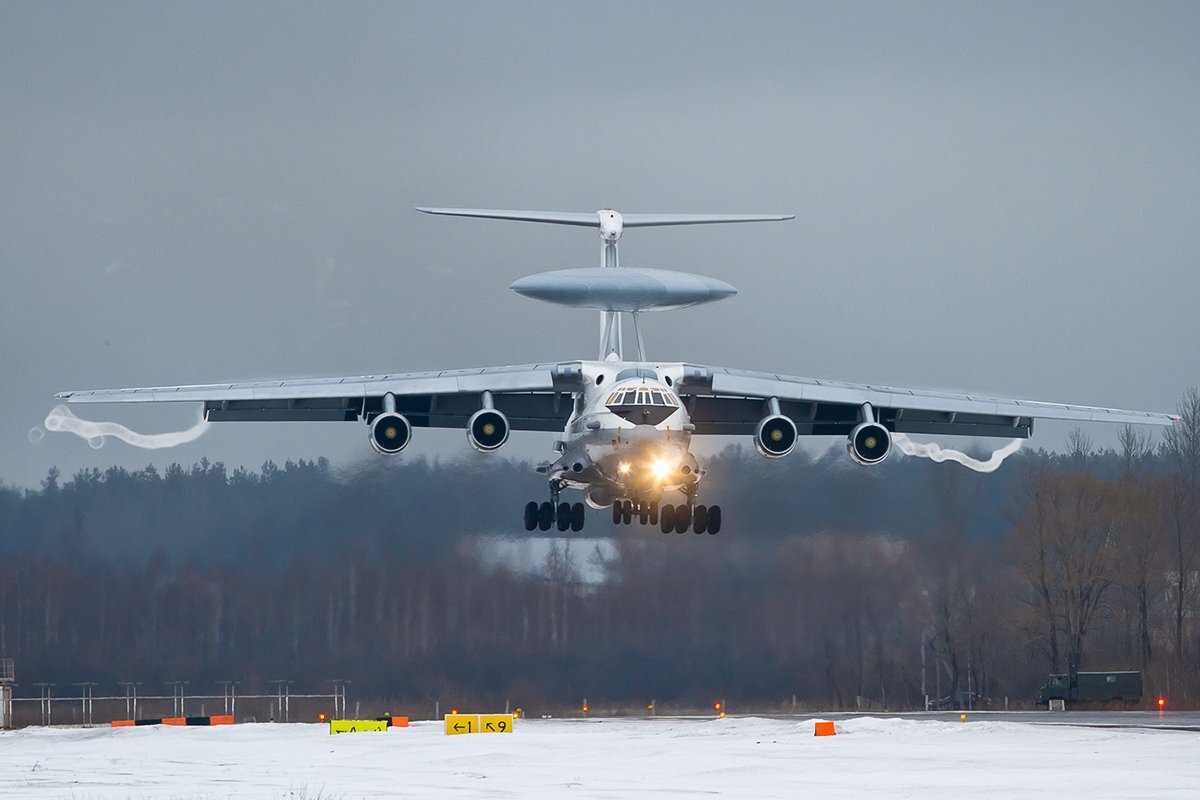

[3,678,348,729]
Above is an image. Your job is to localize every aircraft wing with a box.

[55,362,586,433]
[675,364,1178,438]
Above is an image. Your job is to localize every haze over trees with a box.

[1,389,1198,714]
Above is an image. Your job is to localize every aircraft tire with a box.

[694,505,708,535]
[557,502,572,532]
[612,502,623,525]
[539,501,554,531]
[649,502,659,525]
[622,500,633,525]
[638,504,649,525]
[524,501,539,531]
[660,504,675,533]
[708,505,722,535]
[570,503,585,532]
[674,505,692,534]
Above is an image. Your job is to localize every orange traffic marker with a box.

[814,721,836,736]
[111,719,135,727]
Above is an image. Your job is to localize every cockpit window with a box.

[606,387,679,408]
[614,368,659,382]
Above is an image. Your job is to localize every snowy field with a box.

[2,715,1197,799]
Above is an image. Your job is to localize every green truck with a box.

[1036,671,1142,707]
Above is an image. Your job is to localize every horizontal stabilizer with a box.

[417,207,793,228]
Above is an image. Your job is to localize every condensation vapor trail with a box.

[891,432,1021,473]
[43,404,208,450]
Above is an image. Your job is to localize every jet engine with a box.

[754,414,797,458]
[467,408,510,452]
[847,421,891,465]
[370,412,412,455]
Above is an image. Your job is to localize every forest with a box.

[1,388,1197,716]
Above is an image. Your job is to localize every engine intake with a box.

[467,408,510,452]
[370,412,412,455]
[754,414,797,458]
[847,422,891,465]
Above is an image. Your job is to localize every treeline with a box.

[0,389,1197,712]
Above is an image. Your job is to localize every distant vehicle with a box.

[1036,671,1142,707]
[929,690,986,710]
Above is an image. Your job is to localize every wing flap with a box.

[57,363,582,432]
[684,364,1176,436]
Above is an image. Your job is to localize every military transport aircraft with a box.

[56,208,1178,535]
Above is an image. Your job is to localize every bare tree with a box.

[1118,424,1154,476]
[1160,387,1200,690]
[1009,469,1117,673]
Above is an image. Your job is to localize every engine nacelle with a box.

[754,414,797,458]
[467,408,510,452]
[847,421,891,465]
[370,412,412,455]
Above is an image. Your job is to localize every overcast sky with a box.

[2,1,1197,489]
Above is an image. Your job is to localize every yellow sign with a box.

[444,713,515,735]
[329,719,389,735]
[479,713,513,734]
[445,713,479,735]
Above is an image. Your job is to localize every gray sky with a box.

[2,1,1197,490]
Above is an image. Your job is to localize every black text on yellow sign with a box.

[444,713,514,735]
[329,719,389,735]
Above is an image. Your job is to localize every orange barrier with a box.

[814,721,836,737]
[389,716,409,728]
[113,715,234,727]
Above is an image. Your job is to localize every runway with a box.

[2,714,1197,798]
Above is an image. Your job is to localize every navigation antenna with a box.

[416,207,793,360]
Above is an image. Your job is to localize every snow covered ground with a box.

[2,715,1197,799]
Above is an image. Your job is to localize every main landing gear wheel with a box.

[707,505,722,535]
[557,502,573,532]
[570,502,585,532]
[657,504,722,535]
[674,504,692,534]
[660,504,675,534]
[538,501,554,532]
[524,501,539,531]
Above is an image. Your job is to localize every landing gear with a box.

[525,481,585,532]
[611,500,661,528]
[657,503,721,535]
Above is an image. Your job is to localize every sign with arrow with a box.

[444,713,514,736]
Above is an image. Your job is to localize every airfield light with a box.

[714,702,722,712]
[582,704,589,714]
[618,461,631,475]
[318,713,327,722]
[451,708,459,715]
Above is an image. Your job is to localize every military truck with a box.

[1036,671,1142,707]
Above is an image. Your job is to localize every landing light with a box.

[618,461,631,475]
[651,460,671,481]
